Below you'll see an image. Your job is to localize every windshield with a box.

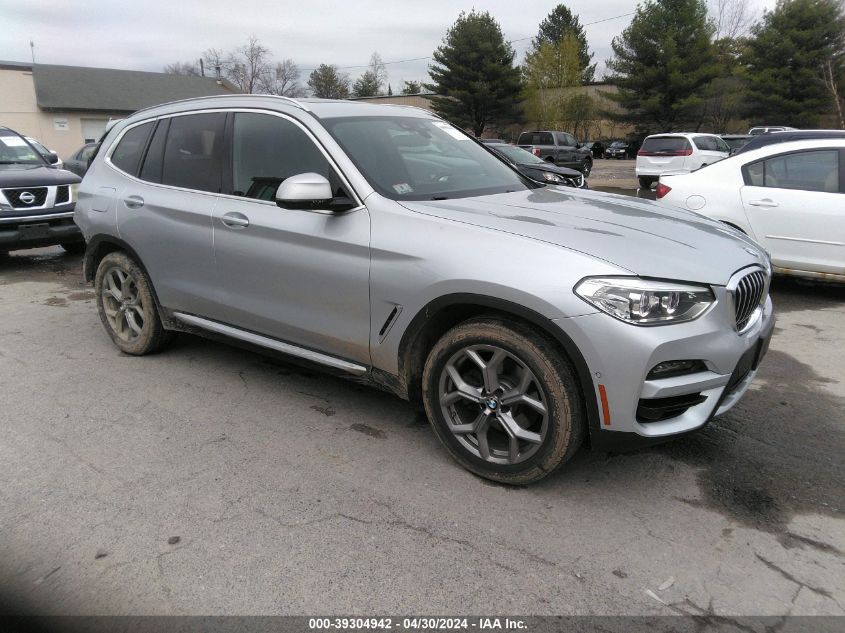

[493,144,546,165]
[0,133,45,165]
[323,116,533,200]
[610,141,626,148]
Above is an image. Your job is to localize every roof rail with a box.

[132,93,311,117]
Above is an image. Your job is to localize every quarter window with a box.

[110,122,154,175]
[161,113,226,193]
[230,112,339,201]
[744,150,840,193]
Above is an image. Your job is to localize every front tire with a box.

[94,251,171,355]
[581,158,593,177]
[422,317,585,484]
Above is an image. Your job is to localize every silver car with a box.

[75,95,775,484]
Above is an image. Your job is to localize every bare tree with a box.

[163,61,201,76]
[226,36,272,94]
[711,0,755,40]
[822,59,845,129]
[367,52,388,93]
[202,48,229,79]
[261,59,306,97]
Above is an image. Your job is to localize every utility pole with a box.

[200,58,205,77]
[30,39,35,64]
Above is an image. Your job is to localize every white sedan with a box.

[657,139,845,282]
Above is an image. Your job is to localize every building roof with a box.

[19,63,238,112]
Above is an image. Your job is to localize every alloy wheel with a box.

[100,266,146,342]
[438,344,548,465]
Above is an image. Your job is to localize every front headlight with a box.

[70,183,79,203]
[542,172,563,183]
[574,277,715,325]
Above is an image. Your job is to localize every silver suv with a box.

[75,95,775,484]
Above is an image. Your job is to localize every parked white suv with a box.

[636,133,730,188]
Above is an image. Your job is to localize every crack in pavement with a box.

[753,553,840,609]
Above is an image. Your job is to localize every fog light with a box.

[647,360,706,380]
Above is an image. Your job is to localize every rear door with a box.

[691,135,730,169]
[113,112,223,316]
[740,148,844,274]
[211,110,371,365]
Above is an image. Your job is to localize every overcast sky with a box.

[0,0,775,90]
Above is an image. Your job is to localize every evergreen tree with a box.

[308,64,350,99]
[352,71,380,97]
[532,4,596,83]
[744,0,845,128]
[605,0,719,133]
[426,10,523,136]
[402,80,422,94]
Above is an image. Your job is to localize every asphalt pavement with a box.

[0,247,843,617]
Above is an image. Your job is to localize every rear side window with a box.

[555,133,576,146]
[744,150,840,193]
[79,144,97,162]
[641,137,691,154]
[110,122,154,175]
[139,119,170,183]
[161,113,226,193]
[693,135,729,152]
[518,132,554,146]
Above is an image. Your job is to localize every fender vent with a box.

[378,305,402,342]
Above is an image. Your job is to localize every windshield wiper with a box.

[431,196,449,200]
[0,161,26,165]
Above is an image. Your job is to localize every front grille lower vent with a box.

[3,187,48,208]
[732,269,767,331]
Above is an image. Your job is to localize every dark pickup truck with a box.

[0,126,83,255]
[517,130,594,176]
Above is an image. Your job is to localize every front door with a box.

[212,111,371,366]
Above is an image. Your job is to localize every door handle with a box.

[221,212,250,228]
[747,199,779,208]
[123,195,144,209]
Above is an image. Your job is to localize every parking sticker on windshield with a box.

[0,136,27,147]
[432,121,469,140]
[393,183,414,194]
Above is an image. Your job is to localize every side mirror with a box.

[275,173,333,209]
[47,151,60,165]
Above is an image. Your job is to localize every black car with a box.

[604,140,633,159]
[734,129,845,155]
[0,126,83,254]
[486,143,586,188]
[582,140,605,158]
[719,134,751,154]
[64,142,99,178]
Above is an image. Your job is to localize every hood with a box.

[399,187,767,285]
[0,164,81,187]
[519,162,581,178]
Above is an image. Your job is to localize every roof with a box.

[26,63,239,112]
[736,130,845,155]
[123,95,437,123]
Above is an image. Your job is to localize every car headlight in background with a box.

[575,277,715,325]
[70,183,79,202]
[542,172,563,183]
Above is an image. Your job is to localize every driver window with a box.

[231,112,345,201]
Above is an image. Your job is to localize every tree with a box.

[523,35,584,126]
[426,10,523,136]
[531,4,596,83]
[353,70,381,97]
[368,52,388,92]
[402,80,422,94]
[744,0,845,128]
[308,64,350,99]
[711,0,755,39]
[163,61,201,76]
[605,0,719,133]
[261,59,306,97]
[227,35,272,94]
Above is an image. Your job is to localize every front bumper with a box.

[555,284,774,450]
[0,209,82,250]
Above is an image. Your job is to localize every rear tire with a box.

[422,317,585,484]
[94,251,172,355]
[638,176,655,189]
